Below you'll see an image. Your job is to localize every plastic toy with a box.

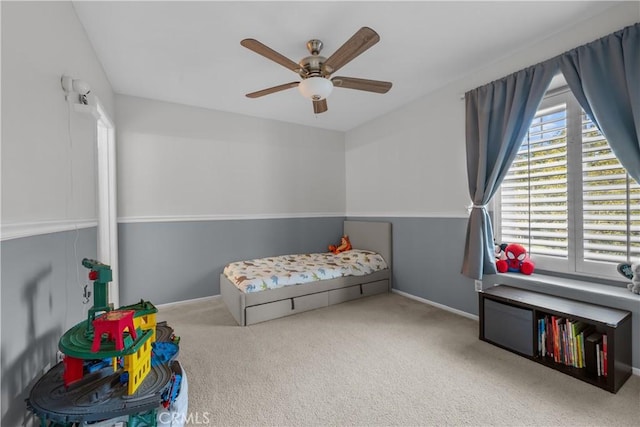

[617,262,640,294]
[329,235,352,254]
[26,258,187,426]
[83,258,114,331]
[494,241,507,261]
[91,309,137,352]
[496,243,535,275]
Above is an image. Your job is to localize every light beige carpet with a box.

[159,293,640,426]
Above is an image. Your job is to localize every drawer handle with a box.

[291,298,295,310]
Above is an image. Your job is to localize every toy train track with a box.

[155,321,175,342]
[26,361,172,424]
[27,322,181,424]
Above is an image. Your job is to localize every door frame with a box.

[95,100,119,307]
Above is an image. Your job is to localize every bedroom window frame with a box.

[493,86,639,282]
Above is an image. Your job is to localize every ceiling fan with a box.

[241,27,392,114]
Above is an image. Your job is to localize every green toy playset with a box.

[26,259,187,427]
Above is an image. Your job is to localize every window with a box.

[494,86,640,280]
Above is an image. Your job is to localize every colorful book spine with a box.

[546,317,553,358]
[552,316,561,363]
[543,317,547,357]
[602,334,608,377]
[538,316,595,370]
[538,318,544,357]
[577,333,583,368]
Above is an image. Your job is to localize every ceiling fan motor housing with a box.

[299,55,328,78]
[299,39,329,78]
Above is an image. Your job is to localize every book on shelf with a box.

[552,317,559,362]
[540,317,545,357]
[603,334,608,377]
[538,315,592,369]
[571,321,590,368]
[585,331,606,376]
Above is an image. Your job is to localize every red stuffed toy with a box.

[496,243,535,275]
[329,235,352,254]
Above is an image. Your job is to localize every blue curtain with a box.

[560,23,640,184]
[461,62,559,279]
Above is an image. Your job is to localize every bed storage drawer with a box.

[328,285,362,305]
[294,292,329,312]
[362,280,388,296]
[245,292,329,325]
[328,280,389,305]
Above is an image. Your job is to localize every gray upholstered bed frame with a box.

[220,220,392,326]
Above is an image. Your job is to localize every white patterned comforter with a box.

[223,249,388,293]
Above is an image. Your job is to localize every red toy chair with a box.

[91,310,137,352]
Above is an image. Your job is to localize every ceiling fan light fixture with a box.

[298,77,333,101]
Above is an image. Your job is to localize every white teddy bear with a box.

[619,262,640,294]
[628,263,640,295]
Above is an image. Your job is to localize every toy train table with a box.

[26,259,188,427]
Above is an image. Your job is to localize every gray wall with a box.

[1,228,97,427]
[117,216,478,314]
[2,3,113,423]
[350,217,477,315]
[118,217,345,305]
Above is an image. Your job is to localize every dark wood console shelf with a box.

[479,285,632,393]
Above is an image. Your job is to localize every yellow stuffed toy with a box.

[329,235,352,254]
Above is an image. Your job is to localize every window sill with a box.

[482,272,639,309]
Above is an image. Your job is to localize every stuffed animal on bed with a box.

[496,243,535,275]
[617,262,640,295]
[329,235,352,254]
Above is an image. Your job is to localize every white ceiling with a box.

[73,1,620,132]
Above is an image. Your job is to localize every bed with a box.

[220,220,392,326]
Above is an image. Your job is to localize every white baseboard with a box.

[391,289,479,321]
[156,294,220,309]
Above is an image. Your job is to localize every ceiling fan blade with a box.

[246,82,299,98]
[241,39,302,74]
[323,27,380,75]
[331,76,392,94]
[313,99,328,114]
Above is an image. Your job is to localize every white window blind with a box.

[495,87,640,279]
[500,102,569,259]
[579,113,640,265]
